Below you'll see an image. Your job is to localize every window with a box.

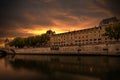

[105,38,107,40]
[90,39,92,41]
[94,39,96,41]
[75,40,77,42]
[110,38,112,40]
[90,42,92,44]
[98,38,101,40]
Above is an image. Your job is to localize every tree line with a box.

[9,34,50,48]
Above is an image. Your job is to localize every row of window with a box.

[52,34,102,41]
[53,38,102,44]
[52,37,114,43]
[52,38,114,46]
[53,41,105,46]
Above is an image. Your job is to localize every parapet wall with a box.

[14,43,120,55]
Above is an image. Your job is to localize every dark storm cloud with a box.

[0,0,119,40]
[0,0,55,28]
[0,0,56,39]
[95,0,120,18]
[0,0,107,28]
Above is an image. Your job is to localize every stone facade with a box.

[50,17,119,47]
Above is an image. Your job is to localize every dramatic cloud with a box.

[95,0,120,17]
[0,0,119,46]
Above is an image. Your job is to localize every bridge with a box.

[0,48,16,55]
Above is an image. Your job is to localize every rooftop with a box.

[99,17,119,26]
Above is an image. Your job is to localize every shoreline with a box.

[7,53,120,57]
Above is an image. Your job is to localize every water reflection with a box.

[0,55,120,80]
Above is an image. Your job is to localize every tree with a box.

[9,37,25,48]
[25,36,36,47]
[104,23,120,41]
[35,34,50,46]
[40,34,50,43]
[9,33,50,48]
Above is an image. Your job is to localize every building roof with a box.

[99,17,119,26]
[52,26,100,36]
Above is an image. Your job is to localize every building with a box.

[50,17,120,47]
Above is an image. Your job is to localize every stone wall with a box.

[14,43,120,55]
[79,43,120,55]
[14,47,51,54]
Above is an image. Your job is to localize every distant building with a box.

[50,17,120,47]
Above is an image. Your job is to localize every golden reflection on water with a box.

[0,55,120,80]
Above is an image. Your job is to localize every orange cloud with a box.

[0,43,4,47]
[18,16,103,36]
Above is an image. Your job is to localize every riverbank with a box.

[11,53,120,57]
[11,43,120,56]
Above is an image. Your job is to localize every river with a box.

[0,55,120,80]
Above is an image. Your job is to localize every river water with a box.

[0,55,120,80]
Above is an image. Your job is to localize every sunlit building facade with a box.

[50,17,120,47]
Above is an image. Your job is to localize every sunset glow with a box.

[24,28,68,35]
[0,43,4,48]
[0,0,119,47]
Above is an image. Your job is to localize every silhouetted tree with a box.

[9,33,50,48]
[9,37,25,48]
[104,23,120,41]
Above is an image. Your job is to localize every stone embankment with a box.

[13,43,120,56]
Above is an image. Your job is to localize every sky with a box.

[0,0,120,47]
